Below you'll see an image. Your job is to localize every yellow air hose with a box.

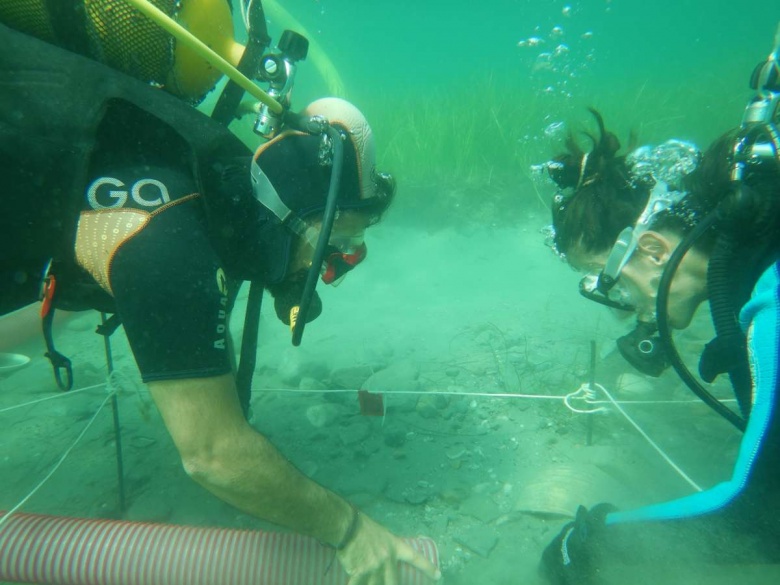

[122,0,282,114]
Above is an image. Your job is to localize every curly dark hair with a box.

[548,110,650,257]
[547,111,761,259]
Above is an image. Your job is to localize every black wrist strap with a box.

[334,504,360,551]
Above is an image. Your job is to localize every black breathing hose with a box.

[236,280,264,417]
[656,210,747,432]
[291,125,344,346]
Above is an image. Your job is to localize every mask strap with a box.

[250,158,312,240]
[575,152,590,190]
[600,182,681,289]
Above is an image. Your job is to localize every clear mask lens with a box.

[579,272,637,312]
[328,233,365,254]
[320,241,367,286]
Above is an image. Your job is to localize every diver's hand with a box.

[540,503,616,585]
[336,512,441,584]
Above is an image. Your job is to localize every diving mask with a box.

[581,181,686,311]
[321,235,367,286]
[579,272,636,312]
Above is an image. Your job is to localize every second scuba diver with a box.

[0,1,440,583]
[539,24,780,585]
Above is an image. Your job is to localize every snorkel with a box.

[655,22,780,432]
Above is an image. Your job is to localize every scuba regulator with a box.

[616,320,669,378]
[654,22,780,432]
[253,30,310,139]
[206,0,352,348]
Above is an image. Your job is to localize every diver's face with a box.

[567,231,709,329]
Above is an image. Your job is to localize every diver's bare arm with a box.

[147,373,352,546]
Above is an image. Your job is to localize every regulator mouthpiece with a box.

[616,320,670,377]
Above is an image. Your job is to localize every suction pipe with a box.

[0,511,438,585]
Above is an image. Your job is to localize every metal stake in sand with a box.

[101,313,126,515]
[587,340,596,446]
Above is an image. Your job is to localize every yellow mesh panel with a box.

[84,0,179,91]
[0,0,238,101]
[0,0,56,42]
[75,209,151,296]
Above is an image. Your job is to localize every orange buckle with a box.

[40,275,57,318]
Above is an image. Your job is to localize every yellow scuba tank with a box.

[171,0,244,99]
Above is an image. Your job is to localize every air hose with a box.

[655,210,747,432]
[704,207,753,418]
[123,0,281,114]
[291,124,345,346]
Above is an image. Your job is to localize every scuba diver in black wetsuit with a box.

[0,2,440,583]
[539,24,780,585]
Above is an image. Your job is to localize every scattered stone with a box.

[330,365,375,389]
[439,485,471,506]
[416,400,438,419]
[459,493,502,523]
[430,393,451,409]
[299,377,327,391]
[363,361,420,392]
[364,361,420,413]
[416,393,450,419]
[383,426,407,448]
[306,404,345,428]
[130,436,157,449]
[354,439,381,460]
[277,348,329,386]
[423,512,450,535]
[362,341,394,370]
[445,445,467,460]
[474,329,499,347]
[450,398,470,416]
[385,480,437,505]
[453,525,499,558]
[615,372,654,397]
[339,422,372,446]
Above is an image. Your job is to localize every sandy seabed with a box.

[0,214,756,584]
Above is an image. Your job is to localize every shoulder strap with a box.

[42,0,90,55]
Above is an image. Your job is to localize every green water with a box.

[2,1,780,584]
[231,0,780,224]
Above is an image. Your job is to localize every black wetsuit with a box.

[0,22,291,383]
[79,158,233,382]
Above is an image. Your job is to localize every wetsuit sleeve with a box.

[108,199,233,382]
[604,261,780,526]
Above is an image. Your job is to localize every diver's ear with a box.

[635,231,673,266]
